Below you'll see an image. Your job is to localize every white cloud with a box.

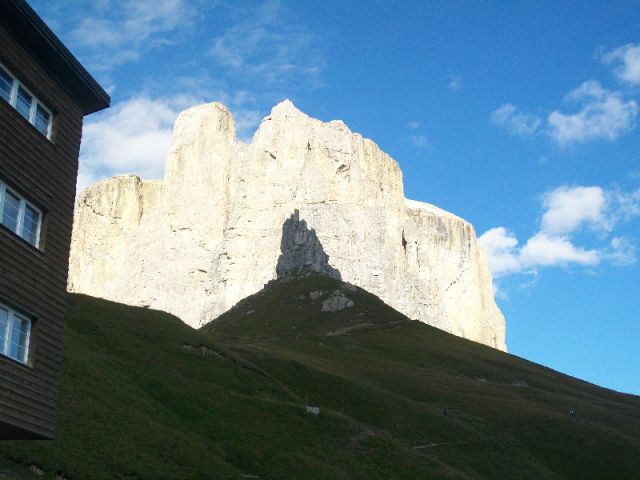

[547,81,638,147]
[478,185,639,279]
[403,122,429,148]
[602,43,640,85]
[69,0,191,48]
[477,227,521,276]
[519,233,600,268]
[234,109,263,142]
[71,17,123,48]
[77,94,267,194]
[490,103,541,136]
[40,0,197,73]
[78,96,180,192]
[540,186,608,234]
[408,134,429,148]
[448,75,461,91]
[613,187,640,220]
[479,228,599,278]
[606,237,637,265]
[493,41,640,147]
[209,0,324,89]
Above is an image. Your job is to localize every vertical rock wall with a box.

[68,100,506,350]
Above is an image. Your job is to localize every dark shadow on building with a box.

[275,210,342,280]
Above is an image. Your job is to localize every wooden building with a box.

[0,0,109,439]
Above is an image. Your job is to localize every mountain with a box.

[2,277,638,479]
[68,100,505,350]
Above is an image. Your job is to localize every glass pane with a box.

[16,86,32,120]
[2,191,20,232]
[0,307,8,354]
[9,315,30,362]
[0,67,12,102]
[34,104,50,136]
[22,205,40,246]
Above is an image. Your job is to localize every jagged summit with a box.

[267,99,351,133]
[69,100,506,350]
[270,98,302,116]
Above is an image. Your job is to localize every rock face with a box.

[68,100,506,350]
[275,210,341,280]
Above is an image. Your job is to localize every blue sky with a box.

[31,0,640,395]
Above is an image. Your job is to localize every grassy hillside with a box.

[1,275,639,479]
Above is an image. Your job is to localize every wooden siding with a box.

[0,23,85,439]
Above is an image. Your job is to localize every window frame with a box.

[0,302,32,365]
[0,180,43,248]
[0,61,53,140]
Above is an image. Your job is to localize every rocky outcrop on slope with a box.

[68,100,506,350]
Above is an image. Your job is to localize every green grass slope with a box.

[2,275,639,479]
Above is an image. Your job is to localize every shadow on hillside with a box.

[275,210,341,280]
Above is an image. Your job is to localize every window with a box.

[0,62,53,139]
[0,181,42,248]
[16,86,32,120]
[34,104,51,136]
[0,303,32,365]
[0,66,12,102]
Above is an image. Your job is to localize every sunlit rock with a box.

[68,100,506,350]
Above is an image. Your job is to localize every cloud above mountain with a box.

[491,42,640,148]
[479,185,640,278]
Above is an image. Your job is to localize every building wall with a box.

[0,23,84,439]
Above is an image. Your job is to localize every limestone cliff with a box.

[68,100,506,350]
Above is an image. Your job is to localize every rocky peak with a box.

[68,100,506,351]
[269,98,303,117]
[275,210,342,280]
[172,102,236,143]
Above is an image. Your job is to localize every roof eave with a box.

[0,0,110,115]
